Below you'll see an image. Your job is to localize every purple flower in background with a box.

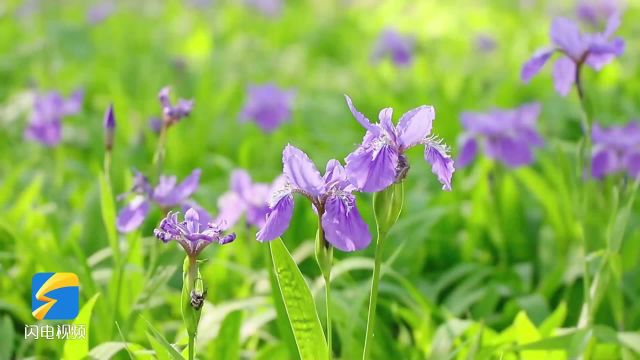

[577,0,622,26]
[521,14,624,96]
[591,122,640,178]
[240,84,295,133]
[149,117,162,134]
[457,103,543,168]
[154,209,236,257]
[344,95,454,192]
[25,89,84,147]
[117,169,204,233]
[372,29,415,67]
[475,33,497,53]
[245,0,283,17]
[217,169,282,229]
[87,1,115,24]
[158,86,193,126]
[256,145,371,252]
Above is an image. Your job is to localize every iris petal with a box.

[424,144,455,191]
[256,194,294,242]
[321,195,371,252]
[345,143,398,192]
[396,105,435,149]
[283,144,325,196]
[154,169,201,207]
[552,56,576,97]
[116,196,150,233]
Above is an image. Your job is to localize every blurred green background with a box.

[1,0,640,358]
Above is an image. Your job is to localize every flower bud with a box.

[181,256,203,337]
[373,182,404,236]
[315,228,333,278]
[103,104,115,151]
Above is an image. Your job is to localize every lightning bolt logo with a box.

[31,273,79,320]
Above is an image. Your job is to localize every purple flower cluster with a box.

[25,90,83,147]
[372,29,415,67]
[240,84,295,133]
[458,103,543,168]
[158,86,193,126]
[344,95,454,192]
[217,169,281,229]
[154,208,235,257]
[592,122,640,179]
[117,169,201,233]
[521,14,624,96]
[256,145,371,252]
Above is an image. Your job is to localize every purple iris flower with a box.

[457,103,543,168]
[256,145,371,252]
[343,95,454,192]
[591,122,640,178]
[87,1,115,24]
[154,209,236,257]
[577,0,622,26]
[244,0,283,17]
[25,89,83,147]
[158,86,193,126]
[372,29,415,67]
[240,84,295,133]
[217,169,282,230]
[116,169,203,233]
[521,14,624,96]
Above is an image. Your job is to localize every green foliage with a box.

[270,238,329,360]
[1,0,640,359]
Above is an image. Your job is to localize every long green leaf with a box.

[267,246,300,359]
[141,317,184,360]
[63,293,100,360]
[0,315,15,360]
[99,172,119,263]
[270,238,328,360]
[212,310,243,359]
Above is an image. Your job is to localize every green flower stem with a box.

[153,117,169,177]
[315,221,334,359]
[364,182,404,360]
[183,256,199,360]
[362,229,386,360]
[574,65,595,329]
[324,272,332,358]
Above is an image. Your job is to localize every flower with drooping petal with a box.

[457,103,543,168]
[217,169,282,229]
[521,14,624,96]
[591,121,640,178]
[577,0,622,26]
[117,169,204,233]
[158,86,193,126]
[343,95,454,193]
[240,84,295,133]
[154,208,236,257]
[372,28,415,67]
[256,145,371,252]
[24,89,84,147]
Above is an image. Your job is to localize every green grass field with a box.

[1,0,640,359]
